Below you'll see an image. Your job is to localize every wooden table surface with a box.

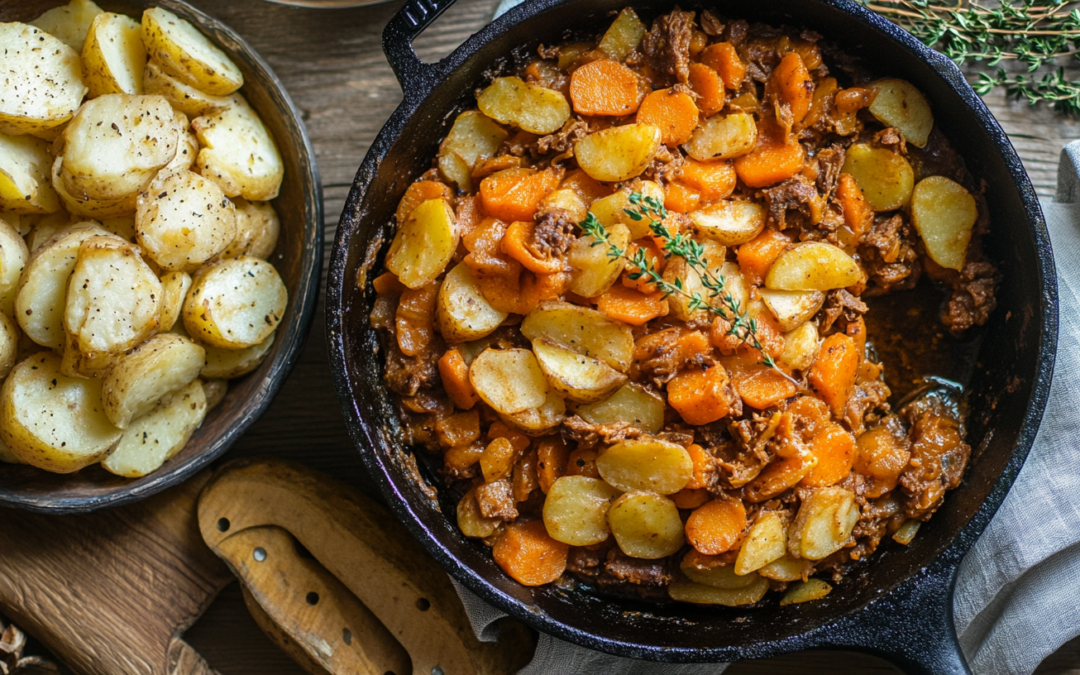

[7,0,1080,672]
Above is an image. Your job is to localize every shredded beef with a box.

[534,117,591,155]
[642,8,694,84]
[848,494,902,561]
[385,341,440,397]
[567,545,607,579]
[942,261,999,334]
[703,414,772,489]
[530,208,576,260]
[600,548,673,586]
[475,479,519,521]
[537,43,560,60]
[763,175,823,230]
[818,289,868,334]
[723,19,749,46]
[633,328,684,386]
[561,415,644,449]
[875,127,907,154]
[844,376,890,436]
[643,143,685,182]
[700,9,724,36]
[859,213,922,294]
[899,395,971,520]
[814,145,846,198]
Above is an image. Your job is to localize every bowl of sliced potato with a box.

[0,0,321,512]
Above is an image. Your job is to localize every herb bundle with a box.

[579,192,798,385]
[862,0,1080,114]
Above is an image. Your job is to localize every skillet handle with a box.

[381,0,460,96]
[829,553,971,675]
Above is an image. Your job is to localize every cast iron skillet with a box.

[326,0,1058,671]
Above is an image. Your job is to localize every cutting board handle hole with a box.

[306,592,320,606]
[217,518,230,532]
[415,597,430,612]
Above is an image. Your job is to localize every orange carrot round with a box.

[737,228,793,286]
[733,366,798,409]
[685,498,747,555]
[438,349,479,410]
[664,180,701,213]
[769,52,813,125]
[565,447,599,478]
[396,284,438,356]
[808,333,860,418]
[800,421,856,487]
[501,220,565,274]
[396,180,452,224]
[700,42,746,90]
[622,239,666,293]
[537,437,570,494]
[479,168,560,222]
[636,87,700,146]
[684,443,715,490]
[837,173,873,238]
[672,488,710,510]
[493,520,569,586]
[678,160,736,202]
[570,59,644,116]
[596,283,669,326]
[668,364,734,426]
[733,118,806,188]
[688,62,725,115]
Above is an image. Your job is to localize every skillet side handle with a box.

[381,0,460,96]
[829,554,972,675]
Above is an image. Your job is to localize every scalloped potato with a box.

[30,0,104,53]
[468,347,549,415]
[543,475,622,546]
[868,78,933,148]
[911,175,977,271]
[765,242,863,291]
[608,491,684,558]
[438,111,508,192]
[840,143,914,212]
[200,332,275,380]
[142,60,232,119]
[683,112,757,162]
[596,438,692,494]
[521,301,634,372]
[385,197,457,290]
[532,337,627,403]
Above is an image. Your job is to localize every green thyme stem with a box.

[578,192,800,387]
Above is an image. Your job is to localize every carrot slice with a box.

[664,180,701,214]
[808,333,860,418]
[570,59,644,116]
[487,420,532,453]
[685,443,715,490]
[688,62,725,115]
[493,520,569,586]
[438,348,479,409]
[565,447,600,479]
[668,364,735,425]
[733,117,806,188]
[396,180,451,224]
[597,283,669,326]
[700,42,746,90]
[479,168,560,222]
[372,271,405,296]
[672,488,710,510]
[636,87,700,146]
[733,365,798,409]
[837,173,873,239]
[537,436,569,494]
[396,284,437,356]
[737,228,793,285]
[501,220,565,274]
[622,238,666,292]
[455,195,484,243]
[800,421,857,487]
[846,316,867,360]
[768,52,813,126]
[685,499,747,555]
[679,160,736,202]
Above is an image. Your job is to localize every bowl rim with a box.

[0,0,324,514]
[327,0,1057,662]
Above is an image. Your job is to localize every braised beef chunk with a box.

[763,175,823,230]
[642,8,694,83]
[818,289,868,334]
[566,545,607,579]
[814,145,846,197]
[874,127,907,154]
[534,117,591,155]
[849,495,903,561]
[942,261,999,334]
[600,548,674,586]
[476,479,519,521]
[699,9,724,36]
[530,209,576,259]
[385,341,440,397]
[562,415,644,449]
[844,376,890,436]
[859,213,922,294]
[899,394,971,520]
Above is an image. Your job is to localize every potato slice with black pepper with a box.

[142,60,232,119]
[136,169,237,272]
[200,331,275,379]
[438,111,508,192]
[158,271,191,332]
[202,378,228,410]
[65,235,163,360]
[82,12,147,97]
[192,95,283,201]
[384,198,458,290]
[477,77,571,135]
[140,7,243,96]
[30,0,104,52]
[0,23,87,136]
[52,156,136,220]
[0,217,29,319]
[183,257,287,349]
[0,134,60,215]
[101,378,207,477]
[575,124,661,182]
[220,199,279,260]
[0,351,122,473]
[101,333,204,429]
[468,347,549,415]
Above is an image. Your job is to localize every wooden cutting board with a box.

[0,473,233,675]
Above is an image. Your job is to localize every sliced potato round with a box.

[0,134,60,215]
[780,578,833,605]
[384,197,458,290]
[163,114,198,174]
[192,95,284,201]
[683,112,757,161]
[735,511,788,575]
[568,223,630,298]
[759,288,826,332]
[663,238,727,322]
[681,560,759,589]
[0,217,28,318]
[467,347,549,415]
[788,486,860,560]
[690,200,765,246]
[910,175,977,271]
[575,124,661,182]
[101,378,206,478]
[457,487,502,539]
[200,331,275,379]
[182,257,287,349]
[0,313,18,380]
[868,78,933,148]
[596,438,692,494]
[521,300,635,372]
[668,576,769,605]
[840,143,914,212]
[82,12,147,97]
[757,553,814,582]
[1,351,121,473]
[135,169,236,272]
[221,199,279,260]
[202,378,228,410]
[99,215,136,241]
[52,156,136,219]
[16,224,112,349]
[537,188,588,225]
[765,241,863,291]
[499,389,565,436]
[532,337,626,403]
[141,7,243,96]
[60,94,180,202]
[438,111,508,192]
[101,333,205,429]
[65,236,163,358]
[142,59,232,119]
[0,23,86,136]
[543,475,623,546]
[30,0,105,53]
[598,7,647,61]
[588,182,665,240]
[477,77,571,135]
[437,261,508,343]
[608,491,685,559]
[159,271,192,332]
[780,320,821,372]
[577,382,665,433]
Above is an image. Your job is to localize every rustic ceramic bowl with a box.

[0,0,322,514]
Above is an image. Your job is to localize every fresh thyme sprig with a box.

[862,0,1080,115]
[579,192,797,385]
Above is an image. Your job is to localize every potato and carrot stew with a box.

[371,7,997,606]
[0,1,287,478]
